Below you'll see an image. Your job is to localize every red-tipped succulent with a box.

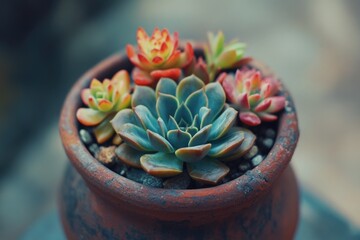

[126,27,194,87]
[76,70,131,143]
[218,68,286,126]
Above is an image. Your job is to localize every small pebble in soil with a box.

[111,163,128,176]
[244,145,259,159]
[126,168,163,188]
[262,138,274,151]
[97,146,118,166]
[142,175,163,188]
[251,155,264,167]
[264,128,276,139]
[126,168,147,184]
[79,129,93,145]
[163,172,191,189]
[238,162,251,172]
[88,143,100,157]
[230,171,242,180]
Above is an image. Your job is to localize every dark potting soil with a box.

[78,120,278,189]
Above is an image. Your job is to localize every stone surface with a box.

[97,146,117,166]
[125,168,147,184]
[163,172,191,189]
[261,138,274,151]
[251,155,264,167]
[79,129,93,145]
[244,145,259,159]
[264,128,276,139]
[88,143,100,157]
[238,162,251,172]
[142,175,163,188]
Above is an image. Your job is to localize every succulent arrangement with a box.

[76,27,286,186]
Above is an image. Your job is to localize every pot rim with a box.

[59,51,299,213]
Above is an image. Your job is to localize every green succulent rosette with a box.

[111,75,255,184]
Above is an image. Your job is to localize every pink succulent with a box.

[218,68,286,126]
[126,27,194,87]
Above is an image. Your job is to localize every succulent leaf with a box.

[156,78,177,96]
[111,108,138,133]
[205,31,246,81]
[127,28,194,86]
[77,70,131,143]
[132,86,157,114]
[205,82,226,121]
[220,128,256,162]
[174,103,193,125]
[117,123,155,152]
[187,158,230,185]
[176,75,204,103]
[115,144,143,168]
[167,129,191,149]
[133,105,160,134]
[185,89,208,117]
[188,124,212,147]
[140,152,183,177]
[147,130,174,153]
[208,108,237,141]
[219,68,285,126]
[156,93,179,124]
[208,130,245,158]
[113,75,254,184]
[76,108,107,126]
[93,115,115,144]
[175,144,211,163]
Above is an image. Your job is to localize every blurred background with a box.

[1,0,360,239]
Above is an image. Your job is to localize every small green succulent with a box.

[205,31,246,81]
[112,75,255,184]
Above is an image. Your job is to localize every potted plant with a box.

[59,27,299,240]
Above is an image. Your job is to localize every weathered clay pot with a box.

[59,50,300,240]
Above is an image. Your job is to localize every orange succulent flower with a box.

[126,27,194,86]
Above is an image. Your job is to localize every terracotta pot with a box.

[59,50,300,240]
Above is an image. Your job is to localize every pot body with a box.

[59,163,299,240]
[59,52,300,240]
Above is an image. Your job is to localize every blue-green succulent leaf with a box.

[111,109,138,133]
[192,114,200,129]
[132,86,157,115]
[208,129,245,157]
[167,129,191,149]
[155,78,177,97]
[174,103,193,125]
[199,107,212,129]
[176,75,204,103]
[220,128,256,162]
[167,116,180,131]
[156,93,178,122]
[205,82,226,121]
[133,105,160,134]
[188,124,212,147]
[187,158,229,185]
[186,126,198,137]
[140,152,183,177]
[185,89,208,117]
[157,117,168,137]
[175,144,211,163]
[115,143,143,168]
[117,123,155,151]
[147,130,174,153]
[208,108,237,141]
